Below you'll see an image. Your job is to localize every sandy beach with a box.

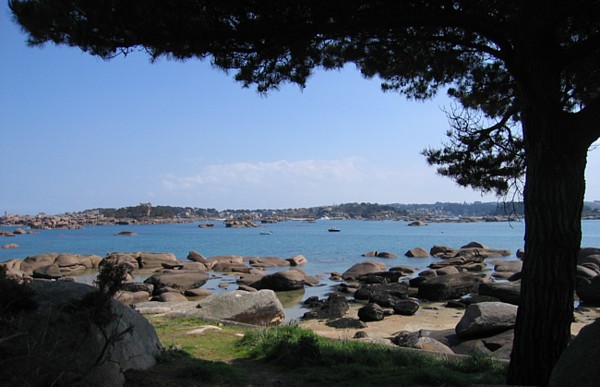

[299,301,600,343]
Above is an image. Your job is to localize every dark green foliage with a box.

[66,261,128,328]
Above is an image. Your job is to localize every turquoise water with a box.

[3,220,600,320]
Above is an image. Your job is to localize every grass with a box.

[138,316,508,386]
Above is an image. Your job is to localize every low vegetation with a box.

[136,316,508,386]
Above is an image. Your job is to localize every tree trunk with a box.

[507,107,588,385]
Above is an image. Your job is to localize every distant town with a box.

[2,201,600,230]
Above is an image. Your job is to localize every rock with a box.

[576,276,600,304]
[578,247,600,263]
[13,281,162,386]
[102,253,140,270]
[358,303,385,322]
[32,264,62,279]
[115,290,151,305]
[237,285,257,292]
[491,259,523,273]
[436,266,460,275]
[412,337,455,354]
[478,281,521,305]
[358,271,403,284]
[248,257,291,268]
[326,318,368,329]
[137,252,177,269]
[408,220,427,226]
[578,264,600,279]
[579,254,600,269]
[461,241,489,249]
[516,248,525,258]
[157,292,188,302]
[342,260,387,281]
[353,331,369,339]
[187,250,209,264]
[391,331,454,354]
[303,294,349,320]
[353,282,410,302]
[250,268,318,291]
[2,243,18,249]
[393,299,420,316]
[184,288,213,297]
[455,302,517,339]
[430,245,458,258]
[376,251,397,259]
[196,290,285,325]
[55,253,101,274]
[115,231,137,236]
[405,247,430,258]
[286,255,308,266]
[121,282,154,294]
[550,319,600,387]
[144,271,209,294]
[389,266,417,275]
[12,228,26,235]
[20,253,59,274]
[417,273,482,301]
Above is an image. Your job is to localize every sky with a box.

[2,4,600,215]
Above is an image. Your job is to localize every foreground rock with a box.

[136,289,285,326]
[455,302,518,339]
[550,319,600,387]
[5,280,162,387]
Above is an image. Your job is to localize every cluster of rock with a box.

[300,241,524,358]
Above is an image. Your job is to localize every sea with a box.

[3,219,600,321]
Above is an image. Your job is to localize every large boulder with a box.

[478,281,521,305]
[144,270,209,294]
[302,294,349,320]
[550,319,600,387]
[417,273,482,301]
[576,276,600,304]
[195,290,285,325]
[249,268,318,291]
[20,253,59,274]
[55,253,102,274]
[342,260,387,281]
[137,252,177,269]
[405,247,430,258]
[357,303,385,322]
[455,302,518,339]
[4,280,162,386]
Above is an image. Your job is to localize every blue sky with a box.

[2,4,599,214]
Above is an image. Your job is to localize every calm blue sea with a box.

[3,220,600,320]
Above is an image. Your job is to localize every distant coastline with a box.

[2,201,600,230]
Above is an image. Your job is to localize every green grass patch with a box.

[145,317,507,386]
[237,323,508,386]
[149,315,251,362]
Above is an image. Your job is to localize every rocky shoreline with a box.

[3,241,600,361]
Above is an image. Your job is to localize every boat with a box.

[259,231,272,235]
[328,227,341,232]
